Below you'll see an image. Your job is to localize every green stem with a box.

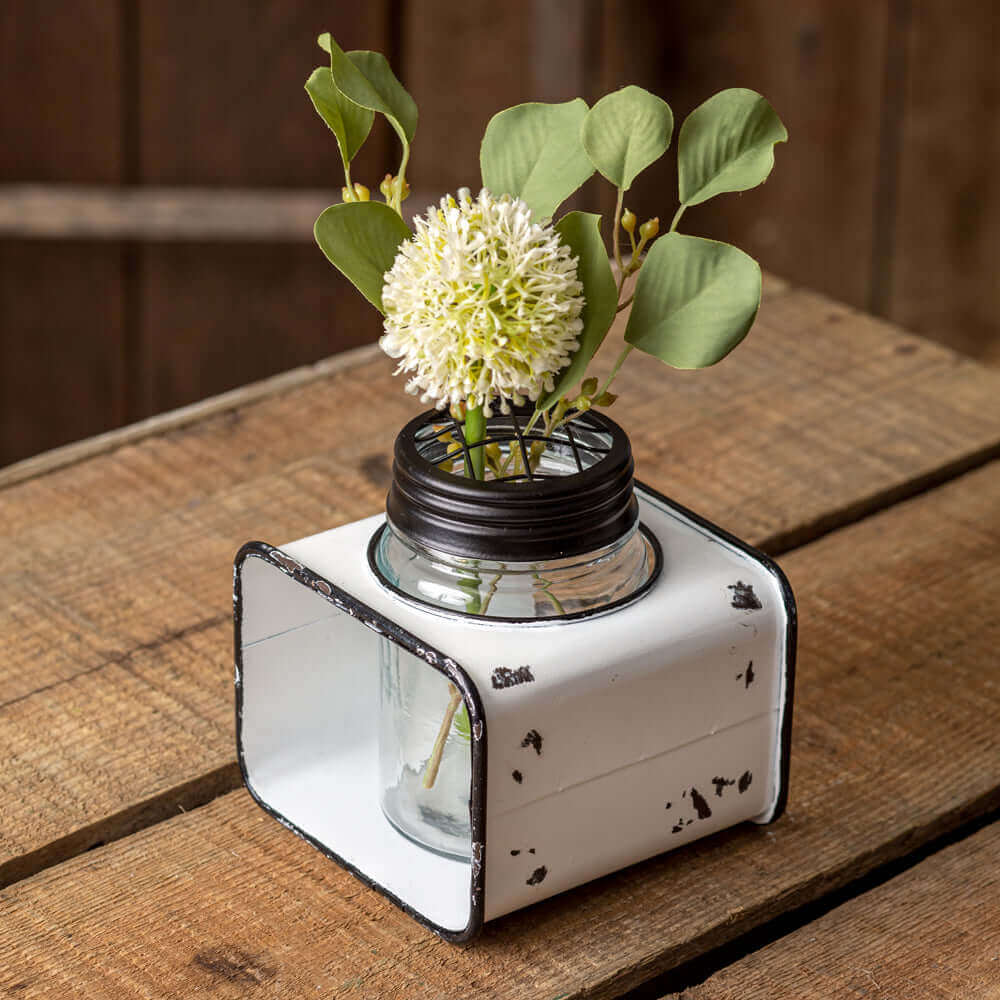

[598,344,634,398]
[533,572,565,615]
[612,187,625,290]
[394,139,411,214]
[463,403,486,480]
[669,204,686,233]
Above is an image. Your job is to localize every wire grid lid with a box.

[385,407,639,561]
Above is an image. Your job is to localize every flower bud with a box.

[621,209,637,234]
[573,395,592,412]
[398,177,411,202]
[353,183,370,202]
[380,174,394,200]
[341,185,354,203]
[639,217,660,241]
[580,376,598,397]
[596,391,618,406]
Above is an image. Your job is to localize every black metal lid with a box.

[385,408,639,561]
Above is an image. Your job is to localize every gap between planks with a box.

[661,808,1000,998]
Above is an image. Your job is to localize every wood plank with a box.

[0,4,127,466]
[136,2,392,189]
[0,186,441,241]
[887,2,1000,365]
[601,0,890,314]
[403,0,535,196]
[0,241,125,466]
[0,2,122,183]
[679,820,1000,999]
[3,282,1000,888]
[0,344,381,490]
[3,459,1000,998]
[133,242,382,416]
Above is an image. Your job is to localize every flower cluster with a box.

[380,189,584,415]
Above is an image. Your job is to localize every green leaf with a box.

[480,99,594,219]
[314,201,412,313]
[581,86,673,191]
[325,38,417,144]
[624,233,761,368]
[677,88,787,208]
[538,212,618,409]
[305,67,374,168]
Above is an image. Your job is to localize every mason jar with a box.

[369,408,661,860]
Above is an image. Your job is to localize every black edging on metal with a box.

[232,541,488,944]
[232,482,796,942]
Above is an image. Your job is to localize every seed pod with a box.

[639,217,660,241]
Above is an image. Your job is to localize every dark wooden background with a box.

[1,1,997,467]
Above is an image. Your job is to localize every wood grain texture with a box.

[3,459,1000,998]
[403,0,535,195]
[0,241,125,464]
[679,820,1000,999]
[888,2,1000,365]
[601,0,889,314]
[0,4,127,465]
[0,1,122,183]
[134,242,382,416]
[136,1,392,188]
[3,281,1000,893]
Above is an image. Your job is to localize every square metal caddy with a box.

[234,482,796,941]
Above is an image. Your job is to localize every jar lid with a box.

[386,408,639,561]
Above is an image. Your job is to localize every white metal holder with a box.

[234,482,796,941]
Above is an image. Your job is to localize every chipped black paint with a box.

[529,848,536,854]
[690,787,712,819]
[728,581,762,610]
[510,849,521,856]
[745,660,755,687]
[521,729,543,755]
[491,665,535,689]
[738,770,753,793]
[526,866,548,886]
[512,770,523,784]
[664,801,672,810]
[711,777,736,797]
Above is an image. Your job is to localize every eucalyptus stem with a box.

[598,343,634,399]
[464,404,486,480]
[612,187,625,292]
[669,204,686,233]
[393,139,411,215]
[422,683,463,789]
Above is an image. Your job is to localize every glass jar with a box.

[371,408,660,860]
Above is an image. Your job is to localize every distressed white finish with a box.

[237,487,793,936]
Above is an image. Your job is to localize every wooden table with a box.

[2,275,1000,998]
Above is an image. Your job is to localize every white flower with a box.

[380,188,584,415]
